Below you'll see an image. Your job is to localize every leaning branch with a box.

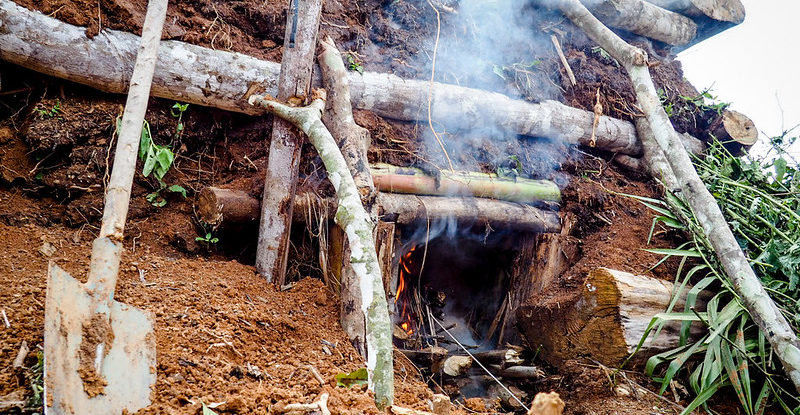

[248,91,394,408]
[555,0,800,392]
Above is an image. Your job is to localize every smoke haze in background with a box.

[383,0,569,178]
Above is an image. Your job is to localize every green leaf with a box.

[167,184,187,198]
[644,248,702,257]
[154,147,175,180]
[679,379,725,415]
[492,64,507,80]
[335,368,368,388]
[139,121,152,160]
[142,148,157,178]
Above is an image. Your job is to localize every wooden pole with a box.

[580,0,697,46]
[249,91,394,408]
[255,0,322,284]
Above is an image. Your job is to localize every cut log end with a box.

[197,187,260,227]
[519,268,707,367]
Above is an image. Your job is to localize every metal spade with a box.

[43,1,167,413]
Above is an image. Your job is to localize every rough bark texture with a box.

[255,0,322,284]
[317,36,376,357]
[581,0,697,45]
[318,36,374,203]
[519,268,707,366]
[643,0,745,22]
[557,0,800,391]
[249,93,393,408]
[0,0,642,156]
[195,188,561,234]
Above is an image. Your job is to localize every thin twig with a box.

[425,0,454,172]
[432,316,529,411]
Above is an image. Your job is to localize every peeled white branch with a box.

[556,0,800,392]
[0,0,641,156]
[248,91,394,408]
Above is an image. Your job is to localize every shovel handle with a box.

[87,0,168,295]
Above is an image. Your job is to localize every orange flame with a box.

[396,246,417,335]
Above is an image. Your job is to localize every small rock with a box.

[614,385,631,397]
[246,362,264,380]
[431,393,452,415]
[38,242,56,257]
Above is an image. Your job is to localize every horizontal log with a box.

[371,164,562,203]
[643,0,745,23]
[0,0,642,156]
[518,268,708,366]
[197,187,561,233]
[580,0,697,45]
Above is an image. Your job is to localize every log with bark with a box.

[248,91,394,408]
[518,268,708,366]
[643,0,745,23]
[0,0,642,156]
[316,36,378,359]
[580,0,697,45]
[195,187,561,234]
[710,109,758,155]
[554,0,800,392]
[254,0,322,284]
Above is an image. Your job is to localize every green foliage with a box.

[590,46,619,67]
[195,232,219,245]
[658,87,730,123]
[345,53,364,74]
[170,102,189,143]
[496,155,523,180]
[626,135,800,414]
[133,119,187,207]
[27,351,44,409]
[335,368,368,387]
[33,100,62,119]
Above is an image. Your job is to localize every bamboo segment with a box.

[371,164,562,204]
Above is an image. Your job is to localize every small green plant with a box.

[345,53,364,74]
[335,368,368,387]
[496,154,523,180]
[34,100,62,119]
[591,46,619,67]
[134,119,187,207]
[27,351,44,409]
[195,232,219,245]
[170,102,189,143]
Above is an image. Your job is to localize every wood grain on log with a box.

[518,268,707,366]
[255,0,322,284]
[195,187,561,234]
[0,0,642,156]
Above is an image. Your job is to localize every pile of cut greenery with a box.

[634,132,800,415]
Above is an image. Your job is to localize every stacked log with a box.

[518,268,708,366]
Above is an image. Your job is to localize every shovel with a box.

[44,1,168,413]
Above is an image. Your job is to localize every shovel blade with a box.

[44,263,156,415]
